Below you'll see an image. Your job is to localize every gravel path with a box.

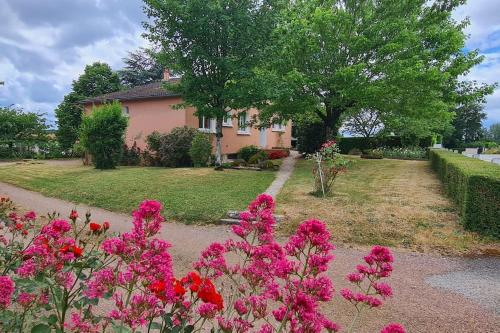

[265,150,299,197]
[1,181,499,332]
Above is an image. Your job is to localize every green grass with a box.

[0,163,276,223]
[276,157,497,254]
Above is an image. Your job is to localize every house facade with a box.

[83,74,291,158]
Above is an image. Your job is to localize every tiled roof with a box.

[82,80,180,104]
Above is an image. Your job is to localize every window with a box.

[223,112,233,127]
[272,121,286,132]
[238,112,250,134]
[198,116,215,133]
[122,106,130,117]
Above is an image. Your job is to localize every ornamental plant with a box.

[308,140,350,197]
[0,194,405,333]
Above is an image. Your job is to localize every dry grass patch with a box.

[276,157,498,254]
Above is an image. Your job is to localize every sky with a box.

[0,0,499,128]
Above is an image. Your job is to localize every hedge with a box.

[337,136,432,154]
[429,149,500,238]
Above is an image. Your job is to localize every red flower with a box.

[59,245,83,258]
[89,223,101,232]
[173,278,186,296]
[103,221,110,230]
[69,210,78,220]
[15,223,24,231]
[198,279,223,310]
[149,280,168,301]
[182,271,202,292]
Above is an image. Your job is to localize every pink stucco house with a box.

[83,71,291,159]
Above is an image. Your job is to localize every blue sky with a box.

[0,0,499,128]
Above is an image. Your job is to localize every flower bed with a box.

[0,194,405,332]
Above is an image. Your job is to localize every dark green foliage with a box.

[361,149,383,159]
[118,47,164,87]
[121,142,142,166]
[189,132,212,167]
[56,62,121,151]
[80,102,128,169]
[238,145,262,162]
[337,137,432,154]
[248,151,268,165]
[489,123,500,143]
[295,120,327,154]
[157,127,198,167]
[429,150,500,238]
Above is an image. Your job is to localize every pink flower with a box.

[347,273,364,283]
[0,276,14,309]
[197,303,219,319]
[23,211,36,221]
[17,292,36,307]
[234,298,248,315]
[381,323,406,333]
[16,259,36,278]
[373,282,393,298]
[101,238,125,255]
[66,313,101,333]
[85,268,116,299]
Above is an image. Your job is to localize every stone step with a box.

[225,210,284,222]
[219,218,241,225]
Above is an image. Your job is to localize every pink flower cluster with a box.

[194,194,340,332]
[0,276,14,309]
[341,246,394,309]
[85,200,174,330]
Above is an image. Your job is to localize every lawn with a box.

[276,157,497,254]
[0,163,276,223]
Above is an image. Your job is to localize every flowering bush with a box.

[0,194,405,332]
[266,150,288,160]
[308,140,350,197]
[379,147,427,160]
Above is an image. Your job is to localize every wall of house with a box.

[84,98,292,157]
[84,97,191,150]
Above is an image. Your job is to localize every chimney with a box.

[162,68,171,81]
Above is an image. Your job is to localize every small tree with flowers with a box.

[309,140,350,197]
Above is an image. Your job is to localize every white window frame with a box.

[122,106,130,117]
[222,112,233,127]
[272,121,286,132]
[237,112,250,135]
[198,116,216,133]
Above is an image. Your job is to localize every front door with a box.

[259,128,267,148]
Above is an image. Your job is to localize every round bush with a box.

[238,145,262,162]
[79,101,128,169]
[158,126,198,167]
[189,132,213,167]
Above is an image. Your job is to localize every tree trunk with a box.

[324,106,344,139]
[214,117,223,167]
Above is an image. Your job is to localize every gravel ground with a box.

[1,181,499,332]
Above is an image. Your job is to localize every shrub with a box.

[348,148,362,155]
[230,158,247,167]
[308,140,350,197]
[361,149,383,159]
[259,159,277,170]
[266,150,288,159]
[189,132,213,167]
[337,136,432,154]
[79,101,128,169]
[248,151,268,165]
[485,147,500,154]
[379,147,427,160]
[295,120,327,154]
[120,142,141,166]
[238,145,262,162]
[429,149,500,238]
[0,194,405,333]
[158,126,197,167]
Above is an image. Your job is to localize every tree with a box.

[118,47,164,87]
[79,101,128,169]
[190,132,212,167]
[342,109,383,138]
[56,62,121,151]
[143,0,280,165]
[260,0,491,139]
[489,123,500,143]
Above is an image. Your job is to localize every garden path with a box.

[264,150,300,197]
[0,181,499,332]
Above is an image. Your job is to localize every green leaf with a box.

[149,322,162,330]
[47,314,58,325]
[31,323,51,333]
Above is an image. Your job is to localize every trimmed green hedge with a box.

[429,149,500,238]
[338,136,432,154]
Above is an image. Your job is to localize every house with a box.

[83,70,291,159]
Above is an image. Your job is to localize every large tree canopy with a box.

[55,62,121,151]
[259,0,492,139]
[143,0,280,164]
[0,106,47,142]
[118,47,164,87]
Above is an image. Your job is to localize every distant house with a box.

[83,70,291,159]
